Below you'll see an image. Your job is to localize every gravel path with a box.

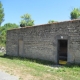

[0,70,19,80]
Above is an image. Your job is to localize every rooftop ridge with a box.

[8,19,80,31]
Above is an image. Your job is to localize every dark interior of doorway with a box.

[58,40,67,64]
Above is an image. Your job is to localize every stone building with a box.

[6,19,80,64]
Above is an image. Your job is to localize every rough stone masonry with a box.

[6,19,80,64]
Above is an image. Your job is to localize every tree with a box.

[48,20,57,23]
[0,1,4,26]
[70,8,80,19]
[20,13,34,27]
[3,23,18,30]
[0,23,18,45]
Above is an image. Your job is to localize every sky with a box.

[0,0,80,26]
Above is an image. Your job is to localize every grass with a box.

[0,53,80,80]
[0,43,5,47]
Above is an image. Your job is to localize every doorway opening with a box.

[58,40,68,64]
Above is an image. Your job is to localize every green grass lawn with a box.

[0,53,80,80]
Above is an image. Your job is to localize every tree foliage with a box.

[20,13,34,27]
[70,8,80,19]
[0,1,4,26]
[48,20,57,23]
[0,23,19,45]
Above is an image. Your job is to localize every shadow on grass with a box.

[0,53,80,68]
[64,63,80,68]
[0,53,55,65]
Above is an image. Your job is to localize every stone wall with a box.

[6,19,80,64]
